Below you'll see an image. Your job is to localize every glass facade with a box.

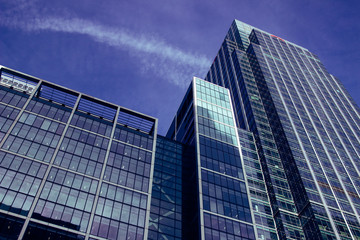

[1,18,360,240]
[0,67,157,240]
[148,136,183,240]
[238,129,278,240]
[205,20,360,239]
[167,77,257,239]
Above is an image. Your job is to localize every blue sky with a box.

[1,0,359,134]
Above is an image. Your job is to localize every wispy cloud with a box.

[1,3,211,87]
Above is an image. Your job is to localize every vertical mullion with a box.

[17,93,82,240]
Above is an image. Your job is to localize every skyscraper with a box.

[167,77,278,240]
[204,20,360,239]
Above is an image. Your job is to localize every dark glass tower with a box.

[205,20,360,239]
[148,136,185,240]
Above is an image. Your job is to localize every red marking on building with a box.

[271,35,285,42]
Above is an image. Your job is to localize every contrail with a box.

[1,8,211,86]
[27,17,210,70]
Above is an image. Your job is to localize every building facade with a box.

[1,18,360,240]
[167,77,259,239]
[0,66,157,240]
[205,20,360,239]
[148,136,184,240]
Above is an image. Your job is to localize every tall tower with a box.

[205,20,360,239]
[167,77,278,240]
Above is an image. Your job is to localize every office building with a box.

[167,77,277,240]
[204,20,360,239]
[1,18,360,240]
[0,66,157,240]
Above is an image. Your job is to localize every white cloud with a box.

[1,9,211,87]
